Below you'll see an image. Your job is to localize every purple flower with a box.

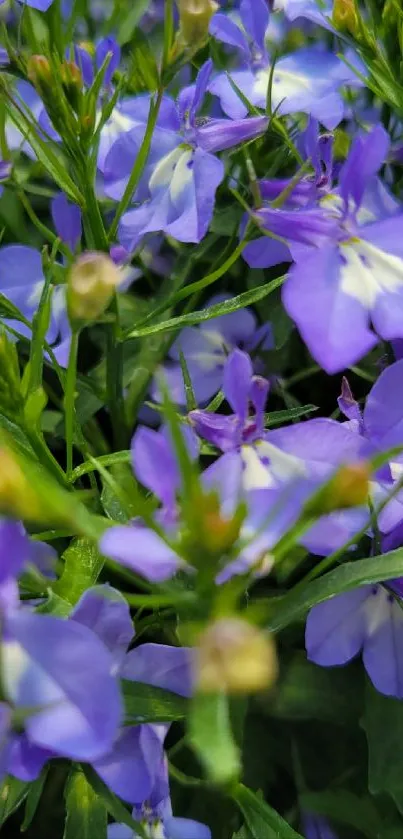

[151,294,272,408]
[13,0,53,10]
[306,582,403,698]
[256,124,403,372]
[209,0,360,128]
[103,59,268,248]
[108,789,211,838]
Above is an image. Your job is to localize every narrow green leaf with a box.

[122,680,187,723]
[0,413,35,458]
[0,777,29,827]
[64,768,107,839]
[5,100,84,205]
[188,692,241,784]
[267,548,403,633]
[71,450,131,483]
[53,538,104,606]
[117,0,150,44]
[179,350,197,412]
[264,405,317,427]
[21,766,49,831]
[233,783,303,839]
[82,766,147,838]
[125,276,286,340]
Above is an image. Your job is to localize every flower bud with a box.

[195,618,278,694]
[60,61,83,110]
[176,0,219,47]
[67,252,122,326]
[306,462,370,516]
[27,55,52,95]
[332,0,360,36]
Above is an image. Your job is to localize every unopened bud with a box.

[196,618,278,694]
[0,447,45,522]
[67,252,122,326]
[307,462,370,516]
[27,55,52,94]
[332,0,360,36]
[176,0,219,46]
[60,61,82,110]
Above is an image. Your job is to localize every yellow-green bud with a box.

[195,618,278,694]
[332,0,360,36]
[306,462,370,516]
[27,55,52,95]
[67,252,122,326]
[60,61,83,110]
[176,0,219,47]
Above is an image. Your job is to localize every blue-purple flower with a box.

[103,59,268,249]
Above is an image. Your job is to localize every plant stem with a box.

[65,329,80,480]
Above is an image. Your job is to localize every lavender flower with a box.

[103,59,268,249]
[209,0,360,128]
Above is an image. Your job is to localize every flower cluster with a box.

[2,0,403,836]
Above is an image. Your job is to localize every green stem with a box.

[64,329,80,480]
[106,294,127,449]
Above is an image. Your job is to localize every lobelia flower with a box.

[305,576,403,698]
[255,124,403,373]
[69,585,192,803]
[150,293,272,408]
[5,0,53,11]
[104,59,269,249]
[0,192,81,366]
[208,0,361,128]
[243,117,399,270]
[190,349,403,555]
[99,420,291,584]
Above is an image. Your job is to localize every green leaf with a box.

[267,652,362,723]
[122,680,187,723]
[299,790,383,839]
[127,30,159,92]
[267,548,403,633]
[53,538,104,606]
[0,413,35,458]
[0,777,29,827]
[264,405,317,427]
[22,766,49,831]
[5,100,84,205]
[232,783,303,839]
[117,0,150,44]
[82,766,147,838]
[64,768,107,839]
[124,276,286,340]
[188,692,241,784]
[362,681,403,814]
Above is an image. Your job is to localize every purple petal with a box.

[363,593,403,697]
[282,247,378,373]
[209,13,249,56]
[4,610,122,761]
[306,587,372,665]
[223,348,253,419]
[100,525,180,582]
[339,124,390,210]
[190,59,213,121]
[95,36,121,87]
[364,359,403,450]
[121,643,193,698]
[93,725,163,804]
[197,116,268,153]
[132,426,179,508]
[71,585,133,671]
[0,520,30,583]
[165,817,212,839]
[8,735,51,782]
[189,410,239,453]
[51,193,81,251]
[240,0,269,55]
[73,44,94,87]
[243,236,291,269]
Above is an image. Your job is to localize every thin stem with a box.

[64,329,80,480]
